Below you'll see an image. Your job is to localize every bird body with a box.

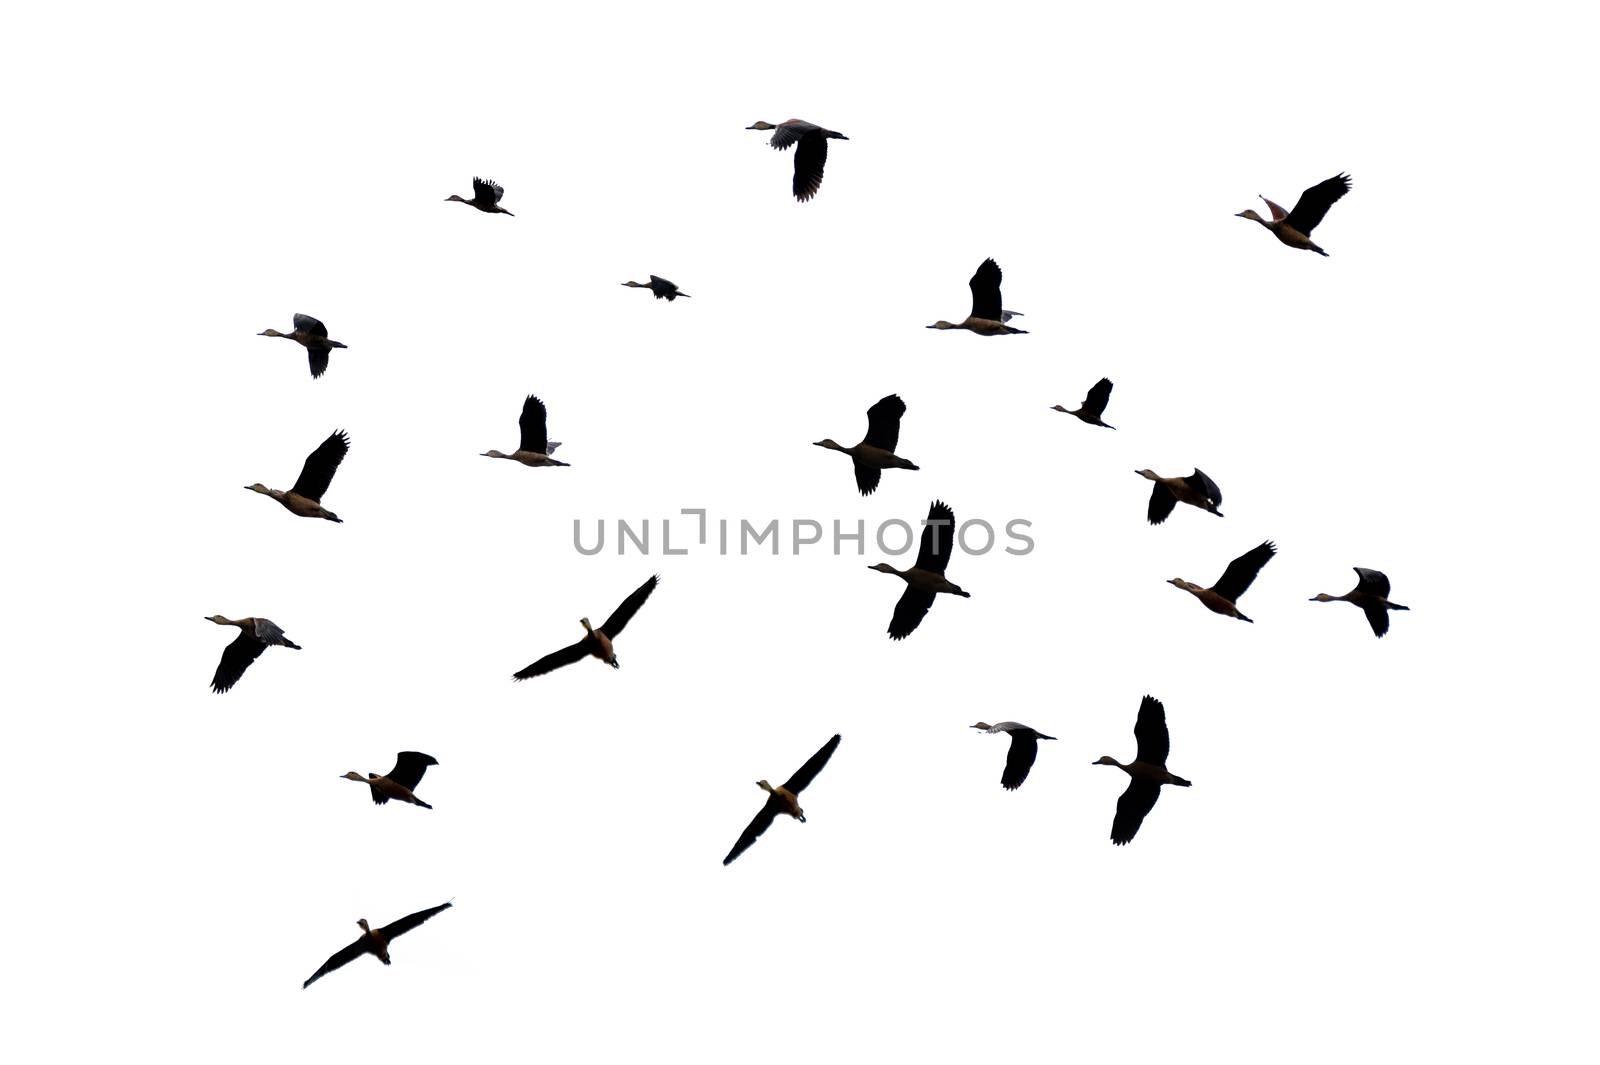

[343,752,438,809]
[723,734,841,865]
[247,430,349,523]
[1052,378,1116,429]
[928,259,1028,335]
[258,314,347,379]
[513,575,659,679]
[1169,540,1276,623]
[482,395,568,467]
[446,177,513,215]
[622,276,689,300]
[1136,467,1222,524]
[746,119,849,202]
[871,500,970,639]
[302,902,452,988]
[1311,567,1409,637]
[1236,173,1351,256]
[971,721,1056,790]
[1095,696,1190,845]
[814,394,920,495]
[205,615,300,693]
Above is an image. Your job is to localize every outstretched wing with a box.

[211,631,265,693]
[1352,567,1390,599]
[1363,603,1392,638]
[792,132,828,202]
[782,734,841,795]
[888,586,936,640]
[1146,483,1177,525]
[303,936,368,988]
[512,638,591,680]
[1081,378,1113,420]
[306,345,331,379]
[863,394,905,452]
[293,314,328,338]
[387,752,438,793]
[913,500,957,574]
[1184,468,1222,507]
[600,575,659,638]
[1284,173,1351,236]
[1111,779,1161,845]
[967,258,1004,322]
[1133,695,1170,766]
[852,457,882,496]
[518,395,550,454]
[473,177,505,204]
[1001,732,1040,790]
[290,430,349,502]
[1212,541,1276,603]
[377,901,452,942]
[723,794,782,865]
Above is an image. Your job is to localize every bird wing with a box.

[887,586,937,641]
[852,457,882,496]
[1259,196,1288,222]
[1283,173,1351,236]
[518,395,550,454]
[512,638,592,680]
[1353,567,1391,599]
[862,394,905,452]
[1211,541,1276,603]
[1110,779,1161,845]
[782,733,841,794]
[293,314,328,338]
[289,430,349,502]
[302,936,368,988]
[211,631,265,693]
[387,752,438,793]
[767,120,814,150]
[967,258,1004,322]
[1133,695,1171,766]
[307,345,331,379]
[723,793,783,865]
[913,500,957,574]
[600,575,659,639]
[1081,378,1113,419]
[792,132,828,202]
[1146,482,1178,525]
[250,618,288,644]
[377,901,452,942]
[1000,732,1040,790]
[1363,602,1391,638]
[1184,468,1222,506]
[473,177,504,204]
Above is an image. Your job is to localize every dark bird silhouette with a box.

[814,394,920,495]
[870,500,970,639]
[1311,567,1410,637]
[1136,468,1222,525]
[513,575,659,679]
[481,394,568,467]
[342,752,438,809]
[302,901,453,988]
[446,177,513,215]
[258,314,347,379]
[927,258,1029,335]
[621,275,690,300]
[246,430,349,522]
[1052,378,1115,429]
[1094,696,1190,845]
[746,119,849,202]
[1236,173,1351,255]
[723,734,841,865]
[1170,541,1276,623]
[205,615,300,693]
[971,721,1057,790]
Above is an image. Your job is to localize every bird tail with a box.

[1392,602,1410,611]
[1237,611,1253,623]
[414,798,434,810]
[282,639,303,650]
[1170,775,1193,787]
[1311,244,1329,257]
[330,341,348,349]
[324,511,343,523]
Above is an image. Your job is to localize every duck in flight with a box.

[927,258,1028,335]
[1136,468,1222,525]
[723,734,841,865]
[971,721,1056,790]
[513,575,659,679]
[446,177,513,215]
[1094,696,1191,845]
[621,276,690,301]
[1169,540,1276,623]
[1052,378,1115,429]
[870,500,970,639]
[746,119,849,202]
[1311,567,1410,637]
[246,430,349,522]
[205,616,300,693]
[814,394,920,496]
[302,901,453,988]
[342,752,438,809]
[1236,172,1351,256]
[481,395,568,468]
[258,314,347,379]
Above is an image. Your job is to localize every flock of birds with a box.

[205,119,1405,988]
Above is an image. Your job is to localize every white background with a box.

[4,2,1594,1061]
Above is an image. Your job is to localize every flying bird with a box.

[302,901,453,988]
[342,752,439,809]
[205,615,300,693]
[481,395,568,468]
[870,500,971,639]
[746,119,849,202]
[258,314,347,379]
[1235,173,1351,256]
[621,276,690,301]
[927,258,1028,335]
[971,721,1056,790]
[1052,378,1115,429]
[1169,541,1277,623]
[723,734,841,865]
[246,430,349,522]
[1136,468,1223,525]
[814,394,920,495]
[446,177,513,215]
[1311,567,1410,637]
[1094,696,1191,845]
[513,575,659,679]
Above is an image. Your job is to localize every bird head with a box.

[1092,756,1120,767]
[867,563,899,575]
[926,321,957,330]
[1235,209,1264,222]
[813,438,842,450]
[340,772,368,782]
